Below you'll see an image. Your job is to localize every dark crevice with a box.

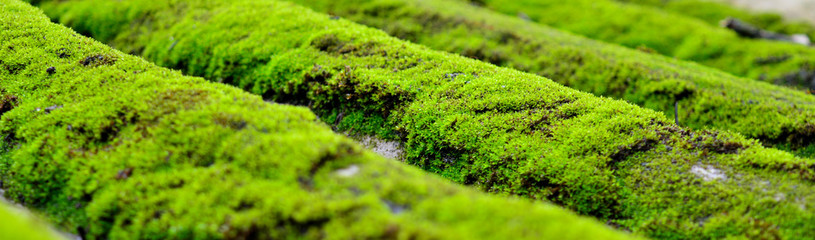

[754,55,791,65]
[299,142,359,190]
[56,48,71,59]
[770,124,815,151]
[608,137,657,168]
[3,62,26,75]
[473,98,573,115]
[0,94,18,117]
[773,65,815,91]
[699,139,745,154]
[80,54,117,67]
[310,34,385,57]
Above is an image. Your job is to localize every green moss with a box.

[48,1,815,157]
[459,0,815,91]
[0,201,65,240]
[278,0,815,157]
[29,0,815,238]
[0,1,636,239]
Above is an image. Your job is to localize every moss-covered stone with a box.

[28,0,815,238]
[0,1,637,239]
[462,0,815,91]
[38,0,815,157]
[0,201,65,240]
[287,0,815,158]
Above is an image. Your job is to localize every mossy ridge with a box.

[281,0,815,158]
[618,0,815,40]
[0,1,637,239]
[461,0,815,91]
[40,0,815,156]
[0,201,65,240]
[32,0,815,238]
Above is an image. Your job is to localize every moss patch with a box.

[465,0,815,92]
[0,201,65,240]
[0,1,636,239]
[292,0,815,157]
[30,0,815,238]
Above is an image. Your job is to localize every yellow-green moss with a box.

[465,0,815,92]
[282,0,815,157]
[27,0,815,238]
[0,1,637,239]
[0,201,65,240]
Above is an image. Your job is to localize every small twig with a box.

[721,17,811,46]
[332,110,345,131]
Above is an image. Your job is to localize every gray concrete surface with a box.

[724,0,815,25]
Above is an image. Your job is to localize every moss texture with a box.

[279,0,815,158]
[0,201,65,240]
[28,0,815,238]
[37,0,815,157]
[0,1,638,239]
[462,0,815,92]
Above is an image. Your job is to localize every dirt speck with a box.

[80,54,117,67]
[691,164,728,181]
[56,48,70,58]
[116,168,133,180]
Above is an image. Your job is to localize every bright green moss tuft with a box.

[0,1,637,239]
[0,201,65,240]
[30,0,815,238]
[463,0,815,91]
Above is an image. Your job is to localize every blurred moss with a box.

[0,202,65,240]
[468,0,815,91]
[619,0,815,40]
